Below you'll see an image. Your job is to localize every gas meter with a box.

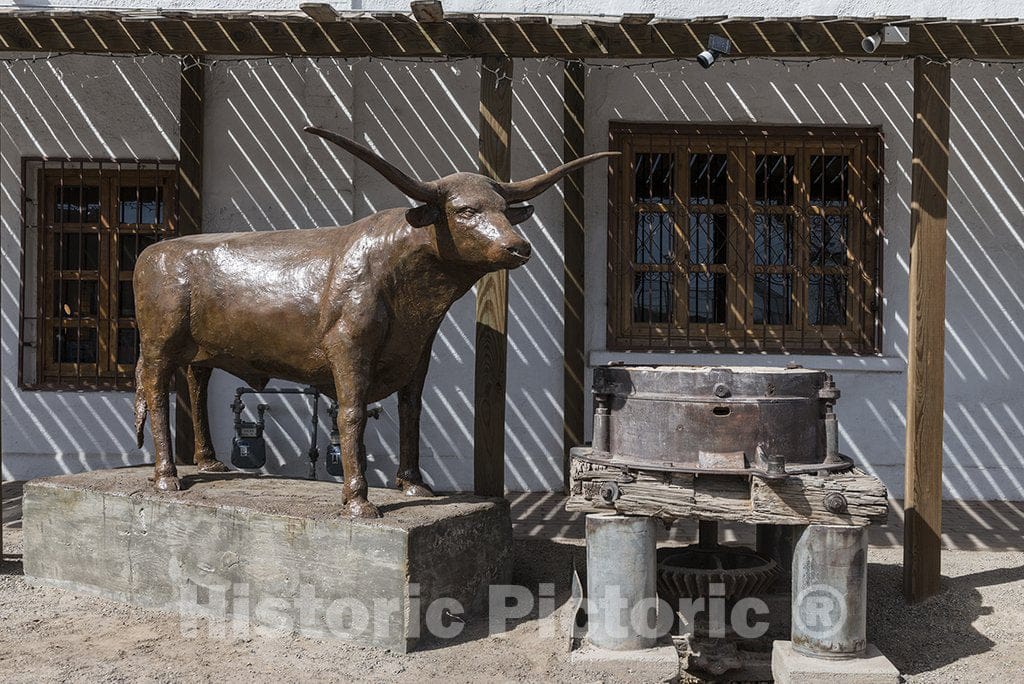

[324,401,384,478]
[230,394,270,469]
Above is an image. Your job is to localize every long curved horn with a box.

[499,151,620,202]
[304,126,440,203]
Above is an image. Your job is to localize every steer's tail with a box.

[135,358,148,448]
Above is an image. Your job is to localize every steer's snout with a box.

[503,238,532,265]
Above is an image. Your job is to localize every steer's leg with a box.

[328,347,380,519]
[396,334,435,497]
[140,354,180,491]
[188,364,227,472]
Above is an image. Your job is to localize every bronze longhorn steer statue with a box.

[133,126,614,517]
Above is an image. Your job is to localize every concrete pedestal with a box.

[571,642,679,683]
[22,466,512,652]
[772,641,900,683]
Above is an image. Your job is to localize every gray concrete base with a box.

[22,466,512,652]
[570,642,679,682]
[772,641,900,683]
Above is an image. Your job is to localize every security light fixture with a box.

[697,34,732,68]
[861,25,910,53]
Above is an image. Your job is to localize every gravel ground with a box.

[2,525,1023,683]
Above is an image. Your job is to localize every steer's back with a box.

[133,225,363,372]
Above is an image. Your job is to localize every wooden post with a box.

[562,60,586,492]
[173,55,204,465]
[473,55,513,496]
[903,57,951,602]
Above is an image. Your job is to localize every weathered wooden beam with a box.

[473,55,513,497]
[173,55,204,466]
[2,15,1024,58]
[299,3,340,23]
[562,60,586,492]
[621,13,654,25]
[903,56,950,603]
[568,458,889,526]
[410,1,444,23]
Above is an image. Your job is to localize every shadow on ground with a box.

[869,559,1024,675]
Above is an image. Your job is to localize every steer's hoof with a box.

[154,475,182,492]
[346,498,382,519]
[197,459,229,473]
[397,479,434,497]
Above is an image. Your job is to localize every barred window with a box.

[20,161,178,390]
[607,124,882,354]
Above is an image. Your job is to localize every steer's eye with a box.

[455,207,477,218]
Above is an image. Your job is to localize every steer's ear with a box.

[505,205,535,225]
[406,204,440,227]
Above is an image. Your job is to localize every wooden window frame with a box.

[21,161,178,391]
[607,122,883,355]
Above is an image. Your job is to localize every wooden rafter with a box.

[1,11,1023,59]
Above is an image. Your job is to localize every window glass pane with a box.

[53,185,100,223]
[689,153,727,205]
[754,214,793,266]
[689,273,726,323]
[809,274,847,325]
[810,155,849,207]
[53,233,100,271]
[53,280,98,318]
[118,280,135,318]
[117,327,140,365]
[635,212,674,265]
[53,327,97,363]
[120,186,164,224]
[688,213,726,265]
[633,272,672,323]
[635,153,674,203]
[810,215,848,267]
[753,274,792,325]
[755,155,794,206]
[119,233,160,271]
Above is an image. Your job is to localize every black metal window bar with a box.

[608,123,883,354]
[18,158,179,390]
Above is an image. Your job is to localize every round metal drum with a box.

[591,365,835,475]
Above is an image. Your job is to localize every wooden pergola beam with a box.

[473,54,513,497]
[2,13,1024,58]
[411,1,444,23]
[903,56,951,602]
[173,54,204,466]
[562,60,587,491]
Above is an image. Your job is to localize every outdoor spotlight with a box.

[861,25,910,53]
[697,34,732,68]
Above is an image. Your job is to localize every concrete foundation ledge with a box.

[772,640,900,683]
[22,466,512,652]
[570,642,680,682]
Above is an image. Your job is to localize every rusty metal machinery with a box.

[585,364,850,480]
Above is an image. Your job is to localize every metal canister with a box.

[585,513,659,651]
[791,524,868,658]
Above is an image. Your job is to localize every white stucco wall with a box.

[1,54,568,491]
[2,7,1023,499]
[580,58,1024,500]
[1,54,181,477]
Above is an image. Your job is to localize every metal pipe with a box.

[824,405,840,465]
[585,513,658,651]
[791,524,868,659]
[592,393,611,452]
